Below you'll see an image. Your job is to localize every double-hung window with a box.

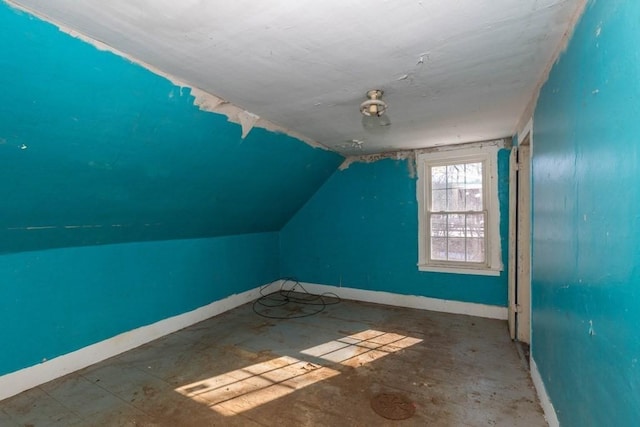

[417,144,502,276]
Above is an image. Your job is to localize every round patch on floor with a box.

[370,392,416,420]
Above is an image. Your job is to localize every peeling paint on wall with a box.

[189,87,324,147]
[340,138,510,178]
[4,0,327,150]
[0,1,344,253]
[281,150,511,307]
[339,151,415,171]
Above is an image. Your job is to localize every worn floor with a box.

[0,296,546,426]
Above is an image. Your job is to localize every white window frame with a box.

[416,144,503,276]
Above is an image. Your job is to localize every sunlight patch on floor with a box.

[301,329,423,367]
[175,329,421,416]
[175,355,339,416]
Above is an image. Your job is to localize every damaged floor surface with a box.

[0,298,546,426]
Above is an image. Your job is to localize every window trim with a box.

[416,144,503,276]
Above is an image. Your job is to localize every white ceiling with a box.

[10,0,582,155]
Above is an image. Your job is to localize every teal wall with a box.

[280,154,510,306]
[0,233,279,376]
[532,1,640,425]
[0,3,342,254]
[0,3,341,377]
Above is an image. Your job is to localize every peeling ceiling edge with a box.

[339,151,415,171]
[4,0,330,152]
[514,0,589,134]
[339,138,511,172]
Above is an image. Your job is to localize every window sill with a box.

[418,264,502,277]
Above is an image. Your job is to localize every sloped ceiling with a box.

[8,0,584,154]
[0,4,342,253]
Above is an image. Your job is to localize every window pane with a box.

[465,162,483,185]
[446,188,464,211]
[431,166,447,189]
[447,238,466,261]
[432,189,447,211]
[465,188,483,211]
[447,214,465,238]
[430,214,447,237]
[466,237,485,262]
[431,162,483,212]
[447,164,465,187]
[463,162,483,210]
[465,213,485,238]
[425,156,489,267]
[431,237,447,261]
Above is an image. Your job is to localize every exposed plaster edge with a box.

[339,150,415,171]
[4,0,327,151]
[339,138,511,174]
[515,0,589,134]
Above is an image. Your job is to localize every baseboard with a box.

[0,286,263,402]
[1,280,508,402]
[276,280,508,320]
[531,356,559,427]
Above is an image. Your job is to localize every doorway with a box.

[508,129,532,344]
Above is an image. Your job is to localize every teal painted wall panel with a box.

[0,4,342,254]
[0,2,341,381]
[0,232,279,376]
[280,154,510,306]
[532,1,640,425]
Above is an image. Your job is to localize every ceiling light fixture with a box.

[360,90,387,117]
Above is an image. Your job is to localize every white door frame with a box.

[508,147,517,340]
[508,118,533,343]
